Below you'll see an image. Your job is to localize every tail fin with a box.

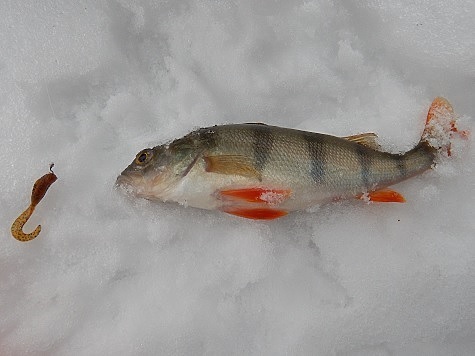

[421,97,468,156]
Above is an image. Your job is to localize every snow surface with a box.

[1,1,474,355]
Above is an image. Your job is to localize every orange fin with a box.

[358,189,406,203]
[423,97,469,156]
[222,207,288,220]
[343,133,380,150]
[219,188,291,204]
[204,155,261,180]
[426,97,454,127]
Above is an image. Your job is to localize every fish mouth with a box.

[115,174,133,188]
[115,173,144,196]
[115,172,157,200]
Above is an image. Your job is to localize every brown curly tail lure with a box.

[11,164,57,242]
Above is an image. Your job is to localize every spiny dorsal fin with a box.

[204,155,262,180]
[343,133,380,150]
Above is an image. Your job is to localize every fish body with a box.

[117,98,464,219]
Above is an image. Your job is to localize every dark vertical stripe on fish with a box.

[304,134,325,183]
[253,125,274,172]
[396,156,407,178]
[356,144,371,188]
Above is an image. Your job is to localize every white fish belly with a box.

[162,161,340,212]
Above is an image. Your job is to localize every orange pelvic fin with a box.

[358,189,406,203]
[343,133,380,150]
[219,188,291,204]
[222,207,288,220]
[204,155,261,180]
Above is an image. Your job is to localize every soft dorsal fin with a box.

[204,155,262,180]
[343,133,380,150]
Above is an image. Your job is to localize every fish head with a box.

[116,144,186,200]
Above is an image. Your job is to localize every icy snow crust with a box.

[1,1,474,355]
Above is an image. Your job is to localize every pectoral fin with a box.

[204,155,262,180]
[343,133,380,150]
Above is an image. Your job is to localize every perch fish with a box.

[116,98,466,220]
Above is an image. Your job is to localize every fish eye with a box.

[135,149,152,165]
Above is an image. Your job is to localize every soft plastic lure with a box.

[11,164,57,241]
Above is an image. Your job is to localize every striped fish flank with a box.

[116,97,466,220]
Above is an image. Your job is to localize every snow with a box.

[1,1,474,354]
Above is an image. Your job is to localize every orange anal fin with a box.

[358,189,406,203]
[222,207,288,220]
[219,188,291,204]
